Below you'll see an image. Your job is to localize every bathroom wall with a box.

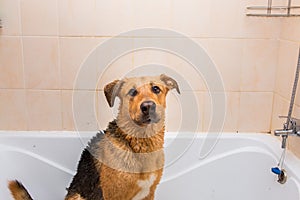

[0,0,292,135]
[272,17,300,157]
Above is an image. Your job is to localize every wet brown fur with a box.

[95,121,165,199]
[8,180,33,200]
[8,74,179,200]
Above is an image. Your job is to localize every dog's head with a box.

[104,74,180,130]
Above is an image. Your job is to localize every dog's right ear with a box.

[104,80,124,107]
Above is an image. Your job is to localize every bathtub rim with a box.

[1,131,300,184]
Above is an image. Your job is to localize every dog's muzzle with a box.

[140,101,156,115]
[139,101,160,124]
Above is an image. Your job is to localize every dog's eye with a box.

[152,86,161,94]
[128,88,138,97]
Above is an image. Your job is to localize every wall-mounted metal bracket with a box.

[246,0,300,17]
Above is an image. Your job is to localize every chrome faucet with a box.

[272,47,300,184]
[274,116,300,148]
[274,47,300,149]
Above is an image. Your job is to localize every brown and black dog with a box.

[8,74,180,200]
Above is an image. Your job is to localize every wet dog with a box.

[8,74,180,200]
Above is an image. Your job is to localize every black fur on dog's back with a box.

[65,131,105,200]
[8,131,105,200]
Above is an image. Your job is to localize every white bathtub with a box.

[1,132,300,200]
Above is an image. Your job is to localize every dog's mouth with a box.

[134,114,161,126]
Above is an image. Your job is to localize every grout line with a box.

[270,38,282,131]
[57,39,63,130]
[278,39,300,46]
[270,91,276,132]
[0,88,278,93]
[239,39,246,96]
[278,37,300,43]
[18,0,29,131]
[55,0,59,37]
[56,0,62,130]
[236,90,242,133]
[1,34,291,41]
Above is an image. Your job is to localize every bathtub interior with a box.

[0,132,300,200]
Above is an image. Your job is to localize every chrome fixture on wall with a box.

[274,47,300,147]
[247,0,300,17]
[272,47,300,184]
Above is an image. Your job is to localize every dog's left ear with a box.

[160,74,180,94]
[104,80,124,107]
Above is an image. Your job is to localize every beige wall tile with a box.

[133,38,215,91]
[275,41,299,99]
[294,50,300,107]
[2,0,300,137]
[97,90,116,130]
[133,49,168,67]
[58,0,96,36]
[165,91,182,132]
[95,0,134,36]
[72,90,98,131]
[170,0,210,37]
[26,90,61,130]
[61,90,75,131]
[241,39,278,92]
[158,90,202,132]
[132,0,171,30]
[296,87,300,108]
[238,92,273,132]
[209,0,244,38]
[97,52,133,91]
[271,94,290,132]
[242,17,282,39]
[132,44,207,92]
[60,37,103,90]
[199,39,243,92]
[96,38,134,90]
[0,37,24,88]
[62,90,100,131]
[289,136,300,158]
[20,0,58,36]
[167,57,207,92]
[166,91,201,132]
[223,92,240,132]
[62,37,133,91]
[0,0,21,35]
[288,104,300,158]
[203,92,239,132]
[202,92,213,132]
[291,101,300,120]
[23,37,60,89]
[281,18,300,42]
[0,89,27,130]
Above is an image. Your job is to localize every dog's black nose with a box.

[140,101,156,115]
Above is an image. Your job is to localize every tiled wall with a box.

[272,17,300,157]
[0,0,296,136]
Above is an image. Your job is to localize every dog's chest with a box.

[132,173,157,200]
[100,165,162,200]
